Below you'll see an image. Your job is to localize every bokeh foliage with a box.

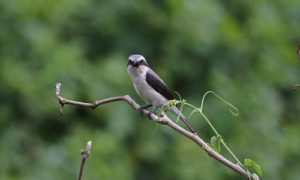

[1,0,300,179]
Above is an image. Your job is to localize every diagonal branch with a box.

[55,83,258,180]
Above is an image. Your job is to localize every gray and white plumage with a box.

[127,54,195,133]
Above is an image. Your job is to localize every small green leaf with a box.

[168,100,177,107]
[244,159,262,176]
[210,135,222,153]
[211,136,217,147]
[159,100,176,114]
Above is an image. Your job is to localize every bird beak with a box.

[132,60,137,66]
[128,60,138,68]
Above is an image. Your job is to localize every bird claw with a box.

[138,105,152,112]
[138,106,145,112]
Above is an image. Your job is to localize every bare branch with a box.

[77,141,92,180]
[297,42,300,62]
[56,83,257,180]
[294,84,300,90]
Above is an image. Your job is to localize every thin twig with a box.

[77,141,92,180]
[297,41,300,62]
[294,84,300,90]
[55,83,258,180]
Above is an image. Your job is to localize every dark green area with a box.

[1,0,300,179]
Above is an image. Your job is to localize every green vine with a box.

[160,91,262,178]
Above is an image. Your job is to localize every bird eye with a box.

[139,59,148,66]
[127,59,133,66]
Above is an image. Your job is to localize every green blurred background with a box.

[1,0,300,179]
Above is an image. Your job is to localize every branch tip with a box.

[86,141,92,154]
[293,84,300,90]
[77,141,92,180]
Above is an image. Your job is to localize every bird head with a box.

[127,54,149,69]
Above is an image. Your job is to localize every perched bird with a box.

[127,54,196,133]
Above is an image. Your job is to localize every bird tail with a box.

[170,106,196,133]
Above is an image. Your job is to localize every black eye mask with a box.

[127,60,149,67]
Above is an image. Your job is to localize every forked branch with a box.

[55,83,258,180]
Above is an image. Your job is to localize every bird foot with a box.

[138,107,145,112]
[138,105,152,112]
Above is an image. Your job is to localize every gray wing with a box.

[146,69,174,100]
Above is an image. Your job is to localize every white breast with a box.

[128,66,168,107]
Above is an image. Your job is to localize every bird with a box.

[127,54,196,133]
